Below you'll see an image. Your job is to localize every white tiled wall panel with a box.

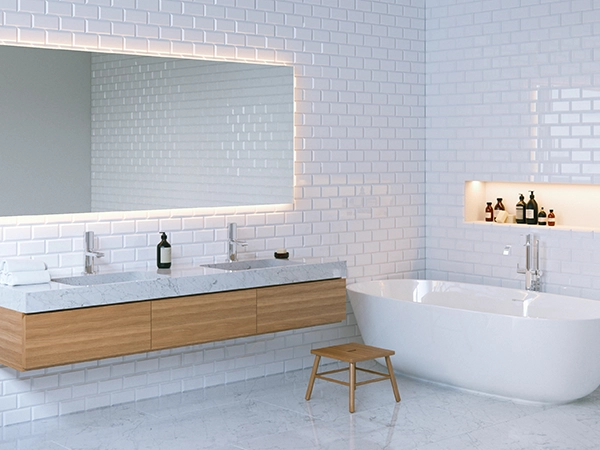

[426,0,600,298]
[90,55,294,210]
[0,0,426,425]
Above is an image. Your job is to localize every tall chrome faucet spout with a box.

[517,234,541,291]
[228,223,247,262]
[83,231,104,275]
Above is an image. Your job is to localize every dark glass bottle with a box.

[494,198,505,220]
[538,207,547,226]
[525,191,538,225]
[548,209,556,226]
[515,193,526,224]
[485,202,493,222]
[157,232,172,269]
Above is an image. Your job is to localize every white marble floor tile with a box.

[53,399,313,450]
[417,406,600,450]
[1,367,599,450]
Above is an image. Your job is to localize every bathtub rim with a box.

[346,278,600,322]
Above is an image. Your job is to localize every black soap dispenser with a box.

[157,232,172,269]
[526,190,538,225]
[516,193,526,224]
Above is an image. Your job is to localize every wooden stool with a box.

[305,342,401,413]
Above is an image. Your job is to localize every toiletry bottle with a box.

[493,198,504,222]
[526,191,538,225]
[548,209,556,226]
[157,232,172,269]
[538,207,547,226]
[516,193,526,224]
[485,202,494,222]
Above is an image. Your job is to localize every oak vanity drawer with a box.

[256,278,347,334]
[151,290,257,350]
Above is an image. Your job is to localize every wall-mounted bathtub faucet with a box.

[517,234,541,291]
[83,231,104,275]
[227,223,247,262]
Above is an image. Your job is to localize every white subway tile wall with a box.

[0,0,426,425]
[426,0,600,298]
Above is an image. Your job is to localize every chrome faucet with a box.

[517,234,541,291]
[83,231,104,275]
[228,223,247,262]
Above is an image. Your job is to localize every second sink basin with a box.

[53,271,160,286]
[201,259,302,271]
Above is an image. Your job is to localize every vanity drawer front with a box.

[24,302,152,370]
[151,290,257,350]
[0,306,25,371]
[256,278,346,334]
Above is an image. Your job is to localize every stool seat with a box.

[305,342,401,413]
[310,342,396,363]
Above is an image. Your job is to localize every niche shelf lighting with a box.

[465,181,600,230]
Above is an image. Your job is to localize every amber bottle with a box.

[485,202,494,222]
[548,209,556,226]
[494,198,505,220]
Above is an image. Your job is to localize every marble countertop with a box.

[0,259,346,314]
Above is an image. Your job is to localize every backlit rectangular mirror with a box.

[0,45,294,216]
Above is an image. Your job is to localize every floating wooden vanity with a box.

[0,278,346,371]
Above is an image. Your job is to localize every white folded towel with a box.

[0,258,47,273]
[1,270,51,286]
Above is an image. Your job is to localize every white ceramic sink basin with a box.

[201,259,302,271]
[53,271,160,286]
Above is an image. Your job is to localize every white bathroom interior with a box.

[2,0,600,448]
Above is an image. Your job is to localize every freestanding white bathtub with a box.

[347,279,600,404]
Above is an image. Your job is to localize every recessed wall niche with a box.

[465,181,600,229]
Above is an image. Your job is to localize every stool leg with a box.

[385,356,401,402]
[305,355,321,400]
[349,362,356,413]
